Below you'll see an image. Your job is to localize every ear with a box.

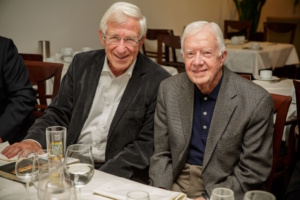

[138,35,146,49]
[220,50,227,66]
[99,30,105,47]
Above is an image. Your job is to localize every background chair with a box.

[266,94,292,194]
[263,22,297,44]
[20,53,43,61]
[142,28,174,61]
[24,61,63,118]
[156,34,185,73]
[264,22,299,79]
[224,20,252,40]
[238,73,252,80]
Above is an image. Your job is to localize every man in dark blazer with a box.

[2,2,170,183]
[149,21,273,199]
[0,36,36,144]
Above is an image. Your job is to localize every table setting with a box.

[0,125,190,200]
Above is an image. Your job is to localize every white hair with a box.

[100,2,147,38]
[181,21,226,57]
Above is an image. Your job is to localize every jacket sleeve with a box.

[0,39,36,143]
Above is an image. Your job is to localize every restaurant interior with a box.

[1,0,300,199]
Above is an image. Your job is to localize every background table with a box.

[225,41,299,76]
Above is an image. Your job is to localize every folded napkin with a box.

[0,142,17,162]
[93,179,186,200]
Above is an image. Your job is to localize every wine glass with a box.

[126,190,150,200]
[243,190,276,200]
[210,188,235,200]
[64,144,94,200]
[15,149,39,200]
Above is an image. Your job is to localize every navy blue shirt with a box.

[186,75,223,166]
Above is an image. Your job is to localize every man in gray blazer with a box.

[149,21,273,199]
[2,2,170,183]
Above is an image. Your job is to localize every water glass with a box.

[210,188,235,200]
[46,126,67,159]
[243,190,276,200]
[64,144,94,200]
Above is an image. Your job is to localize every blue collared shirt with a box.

[186,75,223,166]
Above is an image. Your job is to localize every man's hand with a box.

[1,140,42,159]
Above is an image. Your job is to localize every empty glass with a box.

[126,190,150,200]
[15,149,39,200]
[243,190,276,200]
[210,188,235,200]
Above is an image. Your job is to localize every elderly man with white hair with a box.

[149,21,273,199]
[3,2,170,183]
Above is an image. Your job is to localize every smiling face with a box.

[99,17,145,77]
[182,28,226,94]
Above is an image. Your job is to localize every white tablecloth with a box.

[0,167,188,200]
[225,41,299,76]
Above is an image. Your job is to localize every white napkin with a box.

[93,179,186,200]
[0,142,17,162]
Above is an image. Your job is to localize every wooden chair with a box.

[263,22,297,44]
[24,61,63,118]
[238,73,252,80]
[266,94,292,192]
[224,20,252,40]
[142,28,174,61]
[157,34,185,73]
[286,80,300,161]
[20,53,43,61]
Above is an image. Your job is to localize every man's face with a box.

[182,29,226,94]
[99,17,145,77]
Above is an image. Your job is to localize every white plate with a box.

[254,76,280,81]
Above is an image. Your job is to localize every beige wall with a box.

[0,0,299,56]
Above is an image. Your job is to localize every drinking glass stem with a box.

[77,187,81,200]
[26,181,30,200]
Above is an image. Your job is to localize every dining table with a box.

[0,142,189,200]
[224,40,300,77]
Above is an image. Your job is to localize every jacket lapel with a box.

[178,74,194,145]
[108,54,144,137]
[202,67,238,170]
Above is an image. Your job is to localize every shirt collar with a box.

[102,56,136,77]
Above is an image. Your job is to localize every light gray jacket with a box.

[149,66,273,199]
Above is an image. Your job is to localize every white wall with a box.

[0,0,299,56]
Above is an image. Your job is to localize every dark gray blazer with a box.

[149,66,273,199]
[0,36,36,143]
[26,49,171,183]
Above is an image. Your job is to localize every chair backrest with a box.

[238,73,252,80]
[224,20,252,40]
[24,61,63,117]
[263,22,297,44]
[20,53,43,61]
[157,34,185,73]
[142,28,174,60]
[293,80,300,118]
[266,94,292,191]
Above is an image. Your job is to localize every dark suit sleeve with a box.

[0,38,36,143]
